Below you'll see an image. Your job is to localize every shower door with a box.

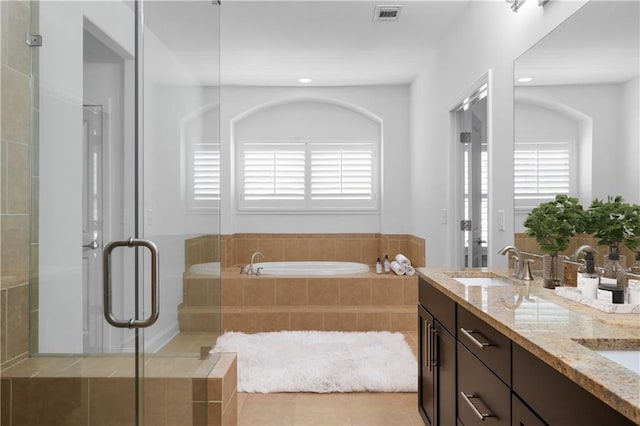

[30,0,221,424]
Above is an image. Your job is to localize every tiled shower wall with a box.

[0,0,33,371]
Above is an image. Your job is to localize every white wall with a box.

[621,77,640,204]
[39,1,135,353]
[409,0,587,268]
[220,85,411,235]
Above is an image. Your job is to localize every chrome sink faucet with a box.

[498,245,526,279]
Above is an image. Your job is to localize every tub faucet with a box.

[247,251,264,275]
[498,245,524,279]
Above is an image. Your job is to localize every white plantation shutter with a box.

[514,141,572,201]
[311,147,373,200]
[243,150,305,200]
[238,141,378,211]
[189,143,220,210]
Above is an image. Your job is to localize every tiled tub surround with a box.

[418,268,640,424]
[180,233,423,334]
[0,353,237,426]
[220,270,418,333]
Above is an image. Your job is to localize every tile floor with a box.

[159,331,421,426]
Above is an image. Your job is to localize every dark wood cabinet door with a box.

[419,305,435,425]
[457,343,510,426]
[435,321,456,426]
[512,394,546,426]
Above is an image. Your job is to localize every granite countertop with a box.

[417,267,640,424]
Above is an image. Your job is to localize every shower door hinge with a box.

[25,33,42,47]
[460,132,471,144]
[460,220,472,231]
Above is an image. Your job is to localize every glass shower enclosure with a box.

[1,0,221,424]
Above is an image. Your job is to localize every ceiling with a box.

[515,1,639,86]
[143,1,470,86]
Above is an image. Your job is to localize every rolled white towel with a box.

[395,254,411,267]
[405,266,416,276]
[390,260,407,276]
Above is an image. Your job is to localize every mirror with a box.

[513,0,639,260]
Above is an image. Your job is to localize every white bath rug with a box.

[211,330,417,393]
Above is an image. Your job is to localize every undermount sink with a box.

[595,350,640,375]
[575,339,640,375]
[453,277,512,287]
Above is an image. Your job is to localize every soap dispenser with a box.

[375,257,383,274]
[383,254,391,273]
[598,247,627,304]
[580,252,599,299]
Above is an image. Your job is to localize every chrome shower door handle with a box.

[103,238,160,329]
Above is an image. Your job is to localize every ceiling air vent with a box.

[373,5,402,22]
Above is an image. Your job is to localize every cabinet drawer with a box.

[458,343,510,426]
[419,277,456,334]
[457,305,511,384]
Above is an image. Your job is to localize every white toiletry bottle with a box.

[581,252,599,299]
[576,261,586,292]
[384,254,391,273]
[376,258,383,274]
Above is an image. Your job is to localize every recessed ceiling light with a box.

[517,77,534,83]
[298,77,312,84]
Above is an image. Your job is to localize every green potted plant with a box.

[586,196,640,254]
[523,194,586,288]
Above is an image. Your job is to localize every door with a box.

[31,0,221,424]
[456,90,488,268]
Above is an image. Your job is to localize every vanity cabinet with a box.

[418,279,456,426]
[512,343,635,426]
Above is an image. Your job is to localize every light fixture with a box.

[298,77,312,84]
[506,0,526,12]
[517,77,534,83]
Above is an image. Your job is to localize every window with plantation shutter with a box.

[514,141,573,206]
[188,143,220,210]
[237,140,378,212]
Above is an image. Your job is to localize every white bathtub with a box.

[252,261,370,276]
[188,262,221,276]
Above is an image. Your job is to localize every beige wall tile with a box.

[372,280,404,305]
[308,239,336,261]
[254,312,289,332]
[290,311,323,331]
[221,278,243,306]
[307,278,339,305]
[11,377,88,426]
[0,214,29,287]
[390,312,417,332]
[403,277,418,305]
[335,238,363,263]
[143,378,166,426]
[193,401,207,426]
[275,278,307,305]
[207,401,223,426]
[165,379,193,426]
[222,312,256,333]
[259,238,285,261]
[89,378,135,426]
[1,66,29,144]
[192,377,208,402]
[235,238,260,266]
[7,1,29,74]
[283,239,309,261]
[357,312,391,331]
[222,390,238,426]
[339,278,371,305]
[323,312,356,331]
[221,355,237,407]
[6,283,28,360]
[243,278,275,306]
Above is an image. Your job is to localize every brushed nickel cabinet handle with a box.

[460,328,492,349]
[460,392,493,421]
